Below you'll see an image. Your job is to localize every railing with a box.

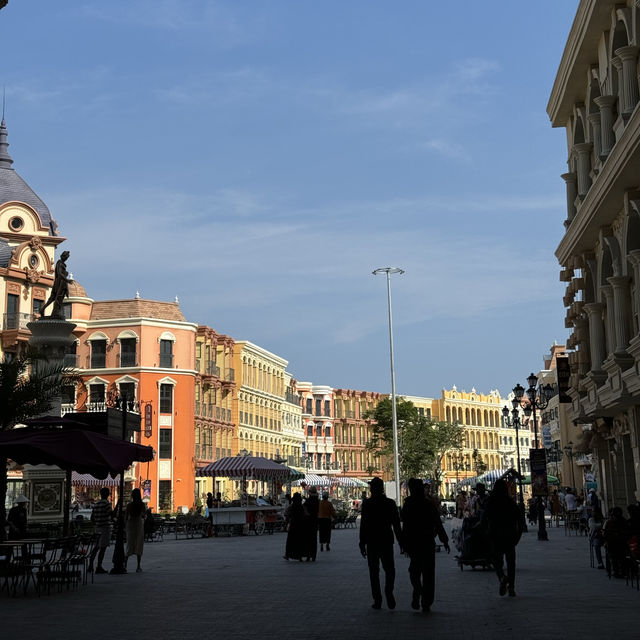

[205,361,220,377]
[225,368,235,382]
[3,312,33,330]
[159,353,173,368]
[285,392,299,405]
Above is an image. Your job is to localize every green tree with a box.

[472,448,488,476]
[0,351,74,541]
[366,397,465,492]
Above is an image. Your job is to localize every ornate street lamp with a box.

[513,374,554,541]
[372,266,404,502]
[502,402,527,532]
[564,440,576,489]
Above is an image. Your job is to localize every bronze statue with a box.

[40,250,73,319]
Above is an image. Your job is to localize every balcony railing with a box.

[3,312,33,331]
[224,368,235,382]
[159,353,173,368]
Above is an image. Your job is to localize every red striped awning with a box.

[71,472,120,487]
[196,456,290,480]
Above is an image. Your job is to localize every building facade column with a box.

[628,250,640,338]
[587,112,602,160]
[561,172,578,226]
[573,143,593,197]
[611,57,625,118]
[607,276,633,356]
[574,316,591,376]
[601,285,616,358]
[584,302,606,372]
[594,95,617,158]
[615,46,640,118]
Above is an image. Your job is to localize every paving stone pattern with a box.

[4,522,638,640]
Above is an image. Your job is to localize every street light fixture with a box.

[513,374,554,541]
[564,440,576,489]
[372,266,404,503]
[502,402,527,532]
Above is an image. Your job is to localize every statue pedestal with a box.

[21,317,77,525]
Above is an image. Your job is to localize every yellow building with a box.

[430,387,508,496]
[233,341,287,461]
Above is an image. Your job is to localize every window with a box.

[119,382,136,403]
[315,399,322,416]
[63,302,72,319]
[325,426,331,438]
[61,385,75,406]
[307,424,313,436]
[305,399,312,414]
[418,407,424,417]
[324,400,330,416]
[89,383,105,405]
[316,424,322,437]
[159,429,172,459]
[6,293,19,329]
[64,342,77,368]
[33,298,44,317]
[91,339,107,368]
[159,480,172,511]
[159,339,173,368]
[120,338,136,367]
[160,384,173,413]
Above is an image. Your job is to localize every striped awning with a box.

[292,474,330,487]
[196,456,290,480]
[478,469,511,484]
[332,476,367,488]
[71,472,120,488]
[286,467,305,480]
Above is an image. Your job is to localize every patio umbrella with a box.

[0,428,154,478]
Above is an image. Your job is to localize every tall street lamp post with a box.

[513,374,554,541]
[502,401,528,533]
[564,441,576,489]
[372,266,404,503]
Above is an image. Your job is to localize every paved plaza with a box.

[4,522,638,640]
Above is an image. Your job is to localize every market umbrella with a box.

[522,473,559,485]
[0,428,154,477]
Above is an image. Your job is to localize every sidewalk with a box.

[5,523,638,640]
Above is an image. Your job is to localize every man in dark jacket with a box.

[401,478,450,612]
[359,477,403,609]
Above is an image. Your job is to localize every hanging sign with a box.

[530,448,548,497]
[144,403,153,438]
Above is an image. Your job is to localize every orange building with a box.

[63,291,197,513]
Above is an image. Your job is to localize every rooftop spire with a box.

[0,108,14,169]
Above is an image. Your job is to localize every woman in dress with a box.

[125,488,146,573]
[283,493,306,561]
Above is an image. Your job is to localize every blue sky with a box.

[2,1,579,398]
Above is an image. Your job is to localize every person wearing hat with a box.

[7,494,29,540]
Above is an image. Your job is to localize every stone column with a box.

[575,316,591,375]
[601,285,616,358]
[561,172,578,226]
[607,275,633,355]
[584,302,606,372]
[574,143,593,197]
[595,95,617,158]
[588,112,602,160]
[612,56,624,116]
[628,250,640,337]
[615,46,640,118]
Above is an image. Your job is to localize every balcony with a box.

[197,360,220,377]
[3,312,33,331]
[224,368,235,382]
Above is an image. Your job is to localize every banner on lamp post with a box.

[530,448,548,497]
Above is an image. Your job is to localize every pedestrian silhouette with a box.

[304,487,320,562]
[283,493,306,561]
[359,477,402,610]
[401,478,450,612]
[482,479,523,597]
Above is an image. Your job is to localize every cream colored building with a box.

[282,372,304,470]
[548,0,640,507]
[298,382,338,474]
[233,341,286,461]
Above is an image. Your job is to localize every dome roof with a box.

[67,280,88,297]
[0,118,55,233]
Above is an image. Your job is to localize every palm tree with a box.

[0,350,73,540]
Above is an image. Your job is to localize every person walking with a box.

[359,477,403,610]
[283,493,306,561]
[91,487,113,574]
[588,506,605,569]
[304,487,320,562]
[482,479,523,597]
[125,488,146,573]
[401,479,450,612]
[318,492,336,552]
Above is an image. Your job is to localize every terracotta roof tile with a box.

[90,299,186,322]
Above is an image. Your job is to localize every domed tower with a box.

[0,117,66,358]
